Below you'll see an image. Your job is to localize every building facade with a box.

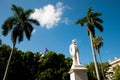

[106,57,120,80]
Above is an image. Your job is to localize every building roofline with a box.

[109,57,120,65]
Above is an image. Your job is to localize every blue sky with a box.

[0,0,120,65]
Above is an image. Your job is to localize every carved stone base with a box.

[69,65,88,80]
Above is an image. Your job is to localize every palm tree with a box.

[92,35,103,54]
[75,7,103,80]
[2,4,40,80]
[92,35,105,79]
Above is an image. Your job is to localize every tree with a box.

[0,44,11,80]
[0,44,40,80]
[36,51,72,80]
[76,7,103,80]
[92,35,103,54]
[86,62,109,80]
[0,44,72,80]
[2,4,39,80]
[86,62,97,80]
[92,35,105,79]
[113,65,120,80]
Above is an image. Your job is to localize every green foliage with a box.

[0,44,72,80]
[2,4,40,45]
[0,44,11,80]
[86,62,109,80]
[37,51,72,80]
[86,62,97,80]
[92,35,103,53]
[75,7,103,37]
[76,7,104,80]
[1,5,40,80]
[113,65,120,80]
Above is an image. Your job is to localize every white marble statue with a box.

[69,39,80,65]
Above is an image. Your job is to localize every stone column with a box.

[69,65,88,80]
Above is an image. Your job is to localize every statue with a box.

[69,39,88,80]
[69,39,80,65]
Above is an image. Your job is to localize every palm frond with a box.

[88,7,93,13]
[2,4,40,45]
[11,25,24,44]
[28,19,40,25]
[94,22,103,32]
[87,24,95,36]
[89,26,95,37]
[87,7,93,17]
[24,9,33,18]
[75,17,87,26]
[24,22,33,40]
[11,4,24,18]
[94,18,103,23]
[11,26,18,44]
[76,7,103,39]
[75,19,81,24]
[18,26,24,43]
[2,17,17,36]
[92,12,102,18]
[92,35,103,54]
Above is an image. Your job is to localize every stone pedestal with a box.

[69,65,88,80]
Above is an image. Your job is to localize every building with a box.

[106,57,120,80]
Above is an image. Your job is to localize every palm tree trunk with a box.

[98,53,105,80]
[3,44,15,80]
[89,32,100,80]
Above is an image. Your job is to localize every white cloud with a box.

[61,17,70,25]
[30,2,65,29]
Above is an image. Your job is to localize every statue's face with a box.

[72,39,76,44]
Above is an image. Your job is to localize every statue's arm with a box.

[75,45,79,52]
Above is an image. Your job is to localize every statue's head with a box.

[72,39,76,44]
